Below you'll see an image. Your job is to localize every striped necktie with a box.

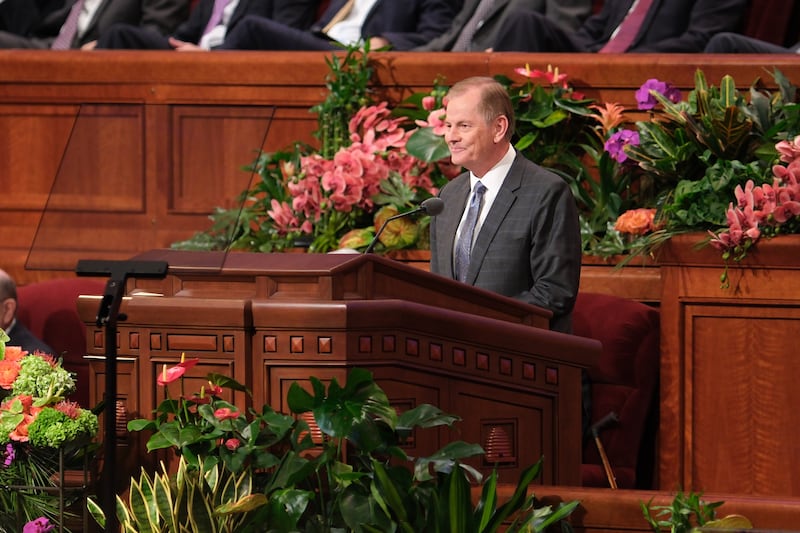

[451,0,496,52]
[51,0,85,50]
[203,0,232,36]
[599,0,654,53]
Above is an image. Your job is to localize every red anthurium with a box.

[214,407,240,421]
[157,364,185,386]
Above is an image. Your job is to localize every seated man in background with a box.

[218,0,456,51]
[0,269,54,355]
[97,0,321,51]
[415,0,592,52]
[0,0,65,36]
[490,0,747,53]
[0,0,188,49]
[704,32,800,54]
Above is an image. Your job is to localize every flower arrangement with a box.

[178,47,800,269]
[174,45,447,255]
[0,331,99,531]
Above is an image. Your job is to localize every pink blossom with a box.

[775,135,800,163]
[415,108,447,136]
[268,199,301,235]
[225,438,241,451]
[421,95,436,111]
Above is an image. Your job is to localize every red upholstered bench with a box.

[16,278,106,408]
[572,292,660,489]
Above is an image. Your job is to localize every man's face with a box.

[444,87,503,177]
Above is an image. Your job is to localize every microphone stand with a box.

[76,259,168,532]
[364,206,425,254]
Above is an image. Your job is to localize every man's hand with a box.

[81,40,97,50]
[368,36,390,50]
[169,37,204,51]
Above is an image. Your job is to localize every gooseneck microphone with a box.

[364,197,444,254]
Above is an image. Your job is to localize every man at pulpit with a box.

[429,77,588,438]
[430,76,582,335]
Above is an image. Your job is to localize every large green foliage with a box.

[95,368,578,532]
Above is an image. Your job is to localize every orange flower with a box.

[10,413,35,442]
[590,102,626,136]
[614,208,657,235]
[0,359,21,389]
[3,346,27,362]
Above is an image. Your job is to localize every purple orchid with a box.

[636,78,682,110]
[605,129,640,163]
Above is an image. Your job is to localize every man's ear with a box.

[494,115,509,143]
[0,298,16,330]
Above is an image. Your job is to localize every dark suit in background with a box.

[431,154,581,333]
[220,0,456,51]
[415,0,592,52]
[705,32,800,53]
[0,0,65,35]
[98,0,318,49]
[6,319,54,355]
[0,0,188,48]
[492,0,748,53]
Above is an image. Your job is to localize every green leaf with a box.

[446,467,473,532]
[406,128,450,163]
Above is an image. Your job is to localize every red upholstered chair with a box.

[572,292,660,489]
[16,278,106,408]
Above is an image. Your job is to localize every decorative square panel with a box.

[523,362,536,380]
[382,335,396,352]
[405,338,419,357]
[129,332,139,350]
[264,335,277,353]
[499,357,512,375]
[359,335,372,353]
[476,352,489,371]
[453,347,466,366]
[223,335,234,352]
[545,366,558,385]
[150,333,161,351]
[318,337,332,354]
[430,343,442,361]
[290,336,304,353]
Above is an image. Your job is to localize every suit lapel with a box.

[81,0,110,41]
[229,0,250,27]
[484,0,510,24]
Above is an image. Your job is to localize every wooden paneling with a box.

[658,234,800,497]
[78,252,599,488]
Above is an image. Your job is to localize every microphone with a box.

[364,197,444,254]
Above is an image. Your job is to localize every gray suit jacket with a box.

[39,0,188,47]
[415,0,591,52]
[430,152,582,332]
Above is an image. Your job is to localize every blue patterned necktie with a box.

[454,181,487,282]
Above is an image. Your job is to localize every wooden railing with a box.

[2,51,800,285]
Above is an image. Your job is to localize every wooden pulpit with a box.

[77,251,600,488]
